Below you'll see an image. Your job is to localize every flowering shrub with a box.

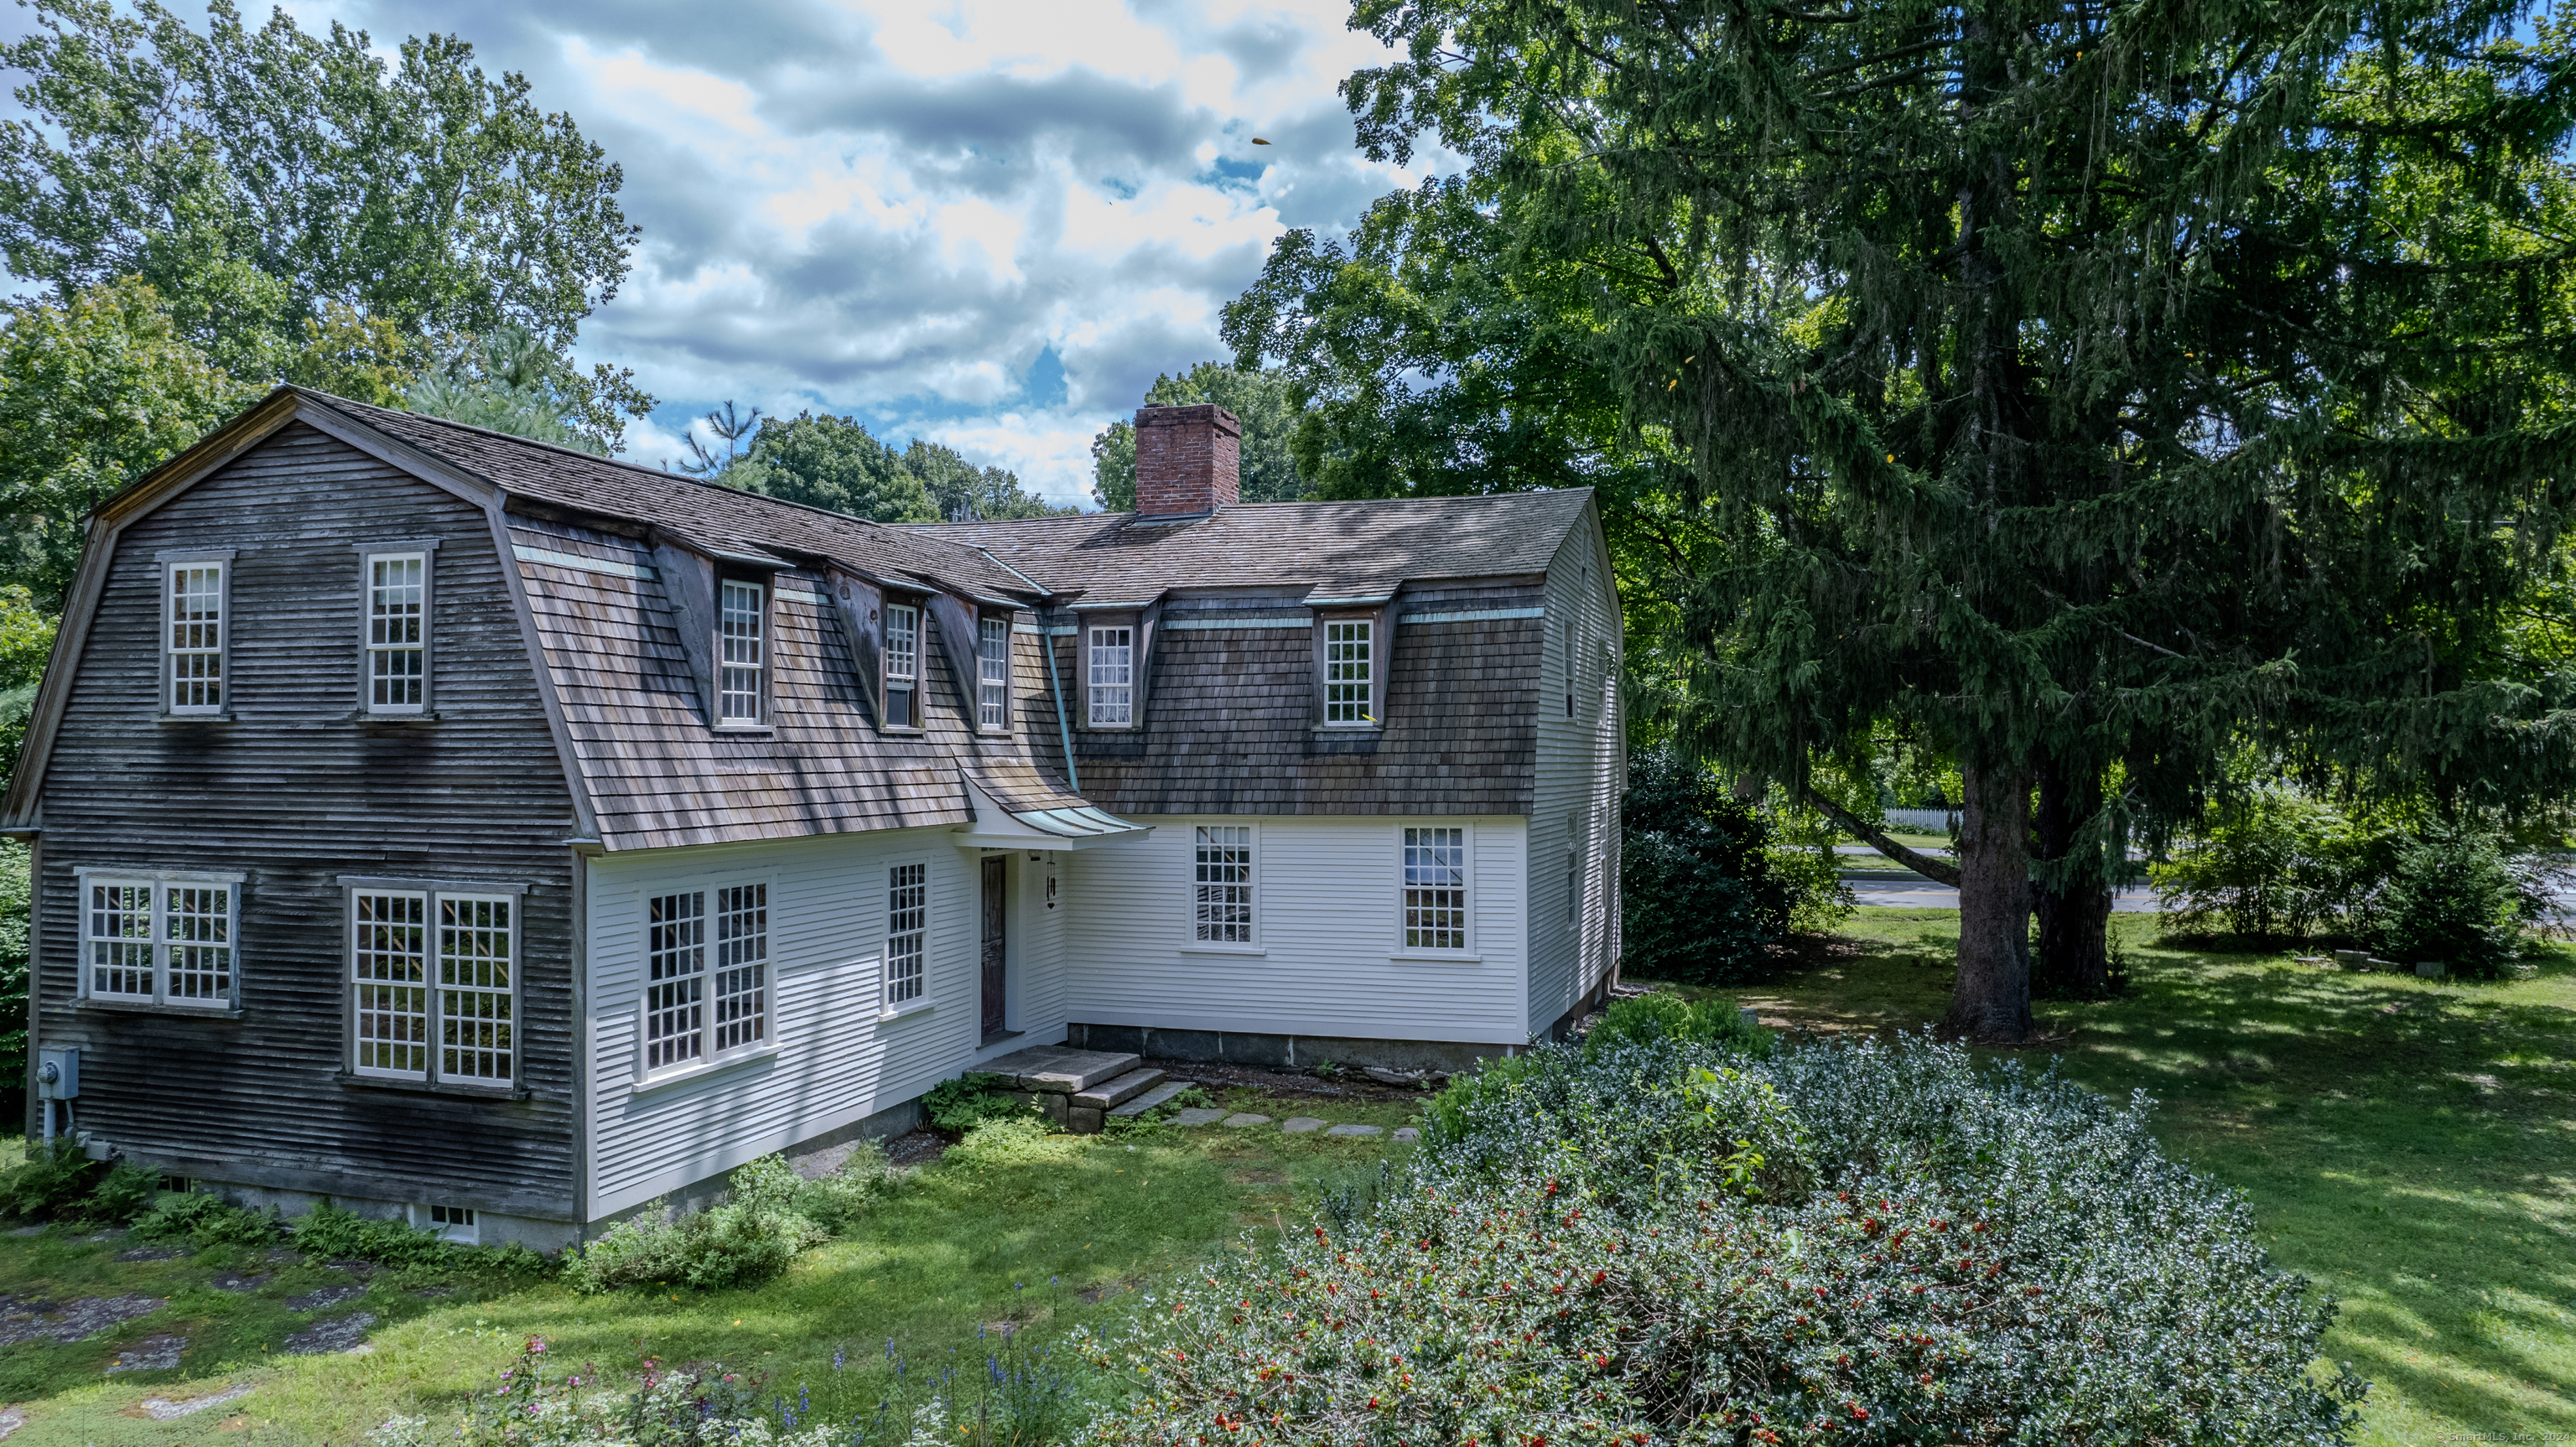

[369,1336,832,1446]
[1073,1032,2366,1446]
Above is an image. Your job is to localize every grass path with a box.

[0,1090,1419,1444]
[1644,910,2576,1447]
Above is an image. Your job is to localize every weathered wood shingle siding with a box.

[34,423,582,1216]
[1055,585,1545,817]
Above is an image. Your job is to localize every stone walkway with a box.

[1182,1107,1417,1143]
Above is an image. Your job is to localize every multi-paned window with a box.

[1088,626,1133,726]
[884,604,919,728]
[977,615,1010,729]
[1401,827,1469,951]
[886,863,927,1005]
[642,884,768,1073]
[1193,826,1254,943]
[719,580,766,724]
[1325,620,1372,724]
[1563,618,1576,718]
[167,563,226,713]
[366,552,427,713]
[348,887,515,1086]
[84,874,236,1007]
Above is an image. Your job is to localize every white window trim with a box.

[1181,820,1260,952]
[1087,624,1135,729]
[883,601,922,731]
[356,540,439,716]
[715,578,769,728]
[633,872,776,1082]
[158,551,236,718]
[1322,616,1375,728]
[1390,822,1481,962]
[75,867,245,1009]
[880,853,934,1020]
[975,612,1012,732]
[410,1202,480,1244]
[343,879,524,1089]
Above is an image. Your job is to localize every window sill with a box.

[879,725,926,737]
[77,998,243,1019]
[630,1043,780,1095]
[1313,724,1384,736]
[338,1071,524,1101]
[351,710,440,724]
[711,724,775,736]
[1389,952,1483,964]
[1178,944,1265,957]
[877,996,936,1025]
[157,712,235,726]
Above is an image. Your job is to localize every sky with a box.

[240,0,1430,506]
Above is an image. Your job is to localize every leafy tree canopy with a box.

[0,0,648,436]
[1242,0,2576,1039]
[1089,362,1311,509]
[404,325,628,454]
[707,410,1073,524]
[0,278,258,604]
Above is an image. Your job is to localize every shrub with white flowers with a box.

[1072,1029,2366,1446]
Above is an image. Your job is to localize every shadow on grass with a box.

[1639,910,2576,1445]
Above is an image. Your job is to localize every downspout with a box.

[1042,614,1080,795]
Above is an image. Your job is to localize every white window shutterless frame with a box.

[883,859,930,1013]
[1192,825,1254,945]
[160,552,234,715]
[1398,825,1472,954]
[356,541,438,715]
[976,615,1010,729]
[1325,619,1372,724]
[1088,625,1134,726]
[718,580,766,724]
[79,870,242,1009]
[883,604,920,729]
[346,884,520,1087]
[638,879,771,1078]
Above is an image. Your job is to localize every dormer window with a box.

[884,603,919,728]
[977,615,1010,729]
[1088,625,1133,726]
[718,579,766,724]
[1325,619,1372,725]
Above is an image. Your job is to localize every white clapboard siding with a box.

[583,829,1067,1218]
[1528,510,1626,1036]
[1061,815,1529,1043]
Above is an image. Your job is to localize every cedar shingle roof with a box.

[922,490,1592,605]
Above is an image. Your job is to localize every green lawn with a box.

[1643,910,2576,1447]
[0,1088,1420,1444]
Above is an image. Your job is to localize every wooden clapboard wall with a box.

[31,422,584,1221]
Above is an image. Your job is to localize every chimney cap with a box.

[1135,402,1241,436]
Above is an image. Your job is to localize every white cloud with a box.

[291,0,1421,504]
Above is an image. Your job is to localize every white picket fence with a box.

[1884,806,1961,833]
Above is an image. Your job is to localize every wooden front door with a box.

[980,856,1007,1038]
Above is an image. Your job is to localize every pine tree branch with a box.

[1797,784,1963,886]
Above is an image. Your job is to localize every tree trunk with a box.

[1943,759,2034,1042]
[2031,758,2113,998]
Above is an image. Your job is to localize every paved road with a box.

[1846,876,2165,910]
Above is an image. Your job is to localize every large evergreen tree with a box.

[1245,0,2576,1038]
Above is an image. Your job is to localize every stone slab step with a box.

[984,1045,1142,1094]
[1106,1078,1197,1118]
[1072,1067,1167,1112]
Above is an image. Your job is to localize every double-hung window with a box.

[1088,626,1133,726]
[719,580,766,724]
[1401,827,1470,952]
[167,561,227,714]
[641,883,767,1075]
[349,884,517,1086]
[977,615,1010,729]
[886,863,927,1006]
[1325,620,1372,725]
[1193,826,1254,943]
[366,551,428,713]
[84,873,238,1008]
[884,604,920,729]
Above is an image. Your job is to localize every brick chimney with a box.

[1133,403,1241,516]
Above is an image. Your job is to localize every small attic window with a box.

[884,603,919,729]
[976,615,1010,729]
[718,579,766,724]
[1325,620,1373,725]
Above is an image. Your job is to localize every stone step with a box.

[984,1045,1142,1094]
[1072,1068,1166,1112]
[1106,1078,1197,1118]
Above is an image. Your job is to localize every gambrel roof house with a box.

[3,388,1626,1249]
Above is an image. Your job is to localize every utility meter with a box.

[34,1047,77,1100]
